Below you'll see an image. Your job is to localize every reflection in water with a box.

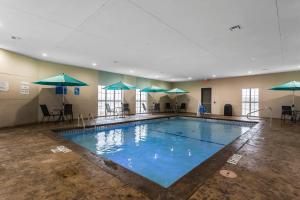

[170,146,174,152]
[241,126,250,134]
[95,129,124,154]
[199,122,212,141]
[95,124,149,154]
[128,158,132,168]
[188,149,192,157]
[134,124,148,145]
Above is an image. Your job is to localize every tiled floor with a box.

[0,114,299,200]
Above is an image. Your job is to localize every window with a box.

[242,88,259,116]
[98,85,122,116]
[136,89,148,113]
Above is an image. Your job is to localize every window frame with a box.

[242,88,259,116]
[98,85,123,116]
[136,89,148,114]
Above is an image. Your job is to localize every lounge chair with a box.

[40,104,60,122]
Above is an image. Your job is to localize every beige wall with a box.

[1,47,300,128]
[0,50,39,127]
[173,71,300,118]
[0,49,171,128]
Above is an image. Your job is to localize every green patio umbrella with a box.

[270,80,300,105]
[104,81,135,91]
[166,88,189,111]
[33,73,88,118]
[166,88,189,94]
[104,81,136,116]
[33,73,88,87]
[141,86,167,112]
[141,85,167,93]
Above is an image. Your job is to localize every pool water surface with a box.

[63,117,253,187]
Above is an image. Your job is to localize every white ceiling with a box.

[0,0,300,82]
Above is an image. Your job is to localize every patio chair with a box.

[281,106,293,121]
[165,103,172,113]
[150,103,160,113]
[179,103,187,113]
[142,103,147,113]
[105,103,115,117]
[123,103,130,115]
[40,104,60,122]
[64,104,73,121]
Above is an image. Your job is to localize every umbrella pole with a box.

[62,86,65,121]
[121,89,123,117]
[176,95,178,113]
[293,90,295,106]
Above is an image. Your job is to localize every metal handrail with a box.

[77,113,85,129]
[88,113,97,129]
[247,106,272,127]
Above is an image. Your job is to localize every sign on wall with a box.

[0,81,9,92]
[56,86,67,95]
[74,87,80,95]
[20,81,30,95]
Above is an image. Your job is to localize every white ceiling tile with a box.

[0,0,107,28]
[0,0,299,81]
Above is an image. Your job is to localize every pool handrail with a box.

[246,106,272,127]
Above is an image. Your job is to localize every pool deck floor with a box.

[0,114,299,200]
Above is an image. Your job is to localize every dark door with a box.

[201,88,212,113]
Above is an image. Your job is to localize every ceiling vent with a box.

[11,35,22,40]
[229,25,241,31]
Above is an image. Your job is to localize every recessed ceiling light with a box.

[188,77,192,80]
[171,78,175,81]
[248,71,252,74]
[92,63,97,66]
[212,75,216,78]
[42,53,47,57]
[155,75,160,78]
[297,66,300,69]
[129,70,135,73]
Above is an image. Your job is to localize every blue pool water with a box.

[63,117,253,187]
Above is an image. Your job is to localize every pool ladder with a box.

[77,114,85,129]
[77,113,96,130]
[246,106,272,127]
[88,113,97,129]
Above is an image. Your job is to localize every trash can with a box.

[224,104,232,116]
